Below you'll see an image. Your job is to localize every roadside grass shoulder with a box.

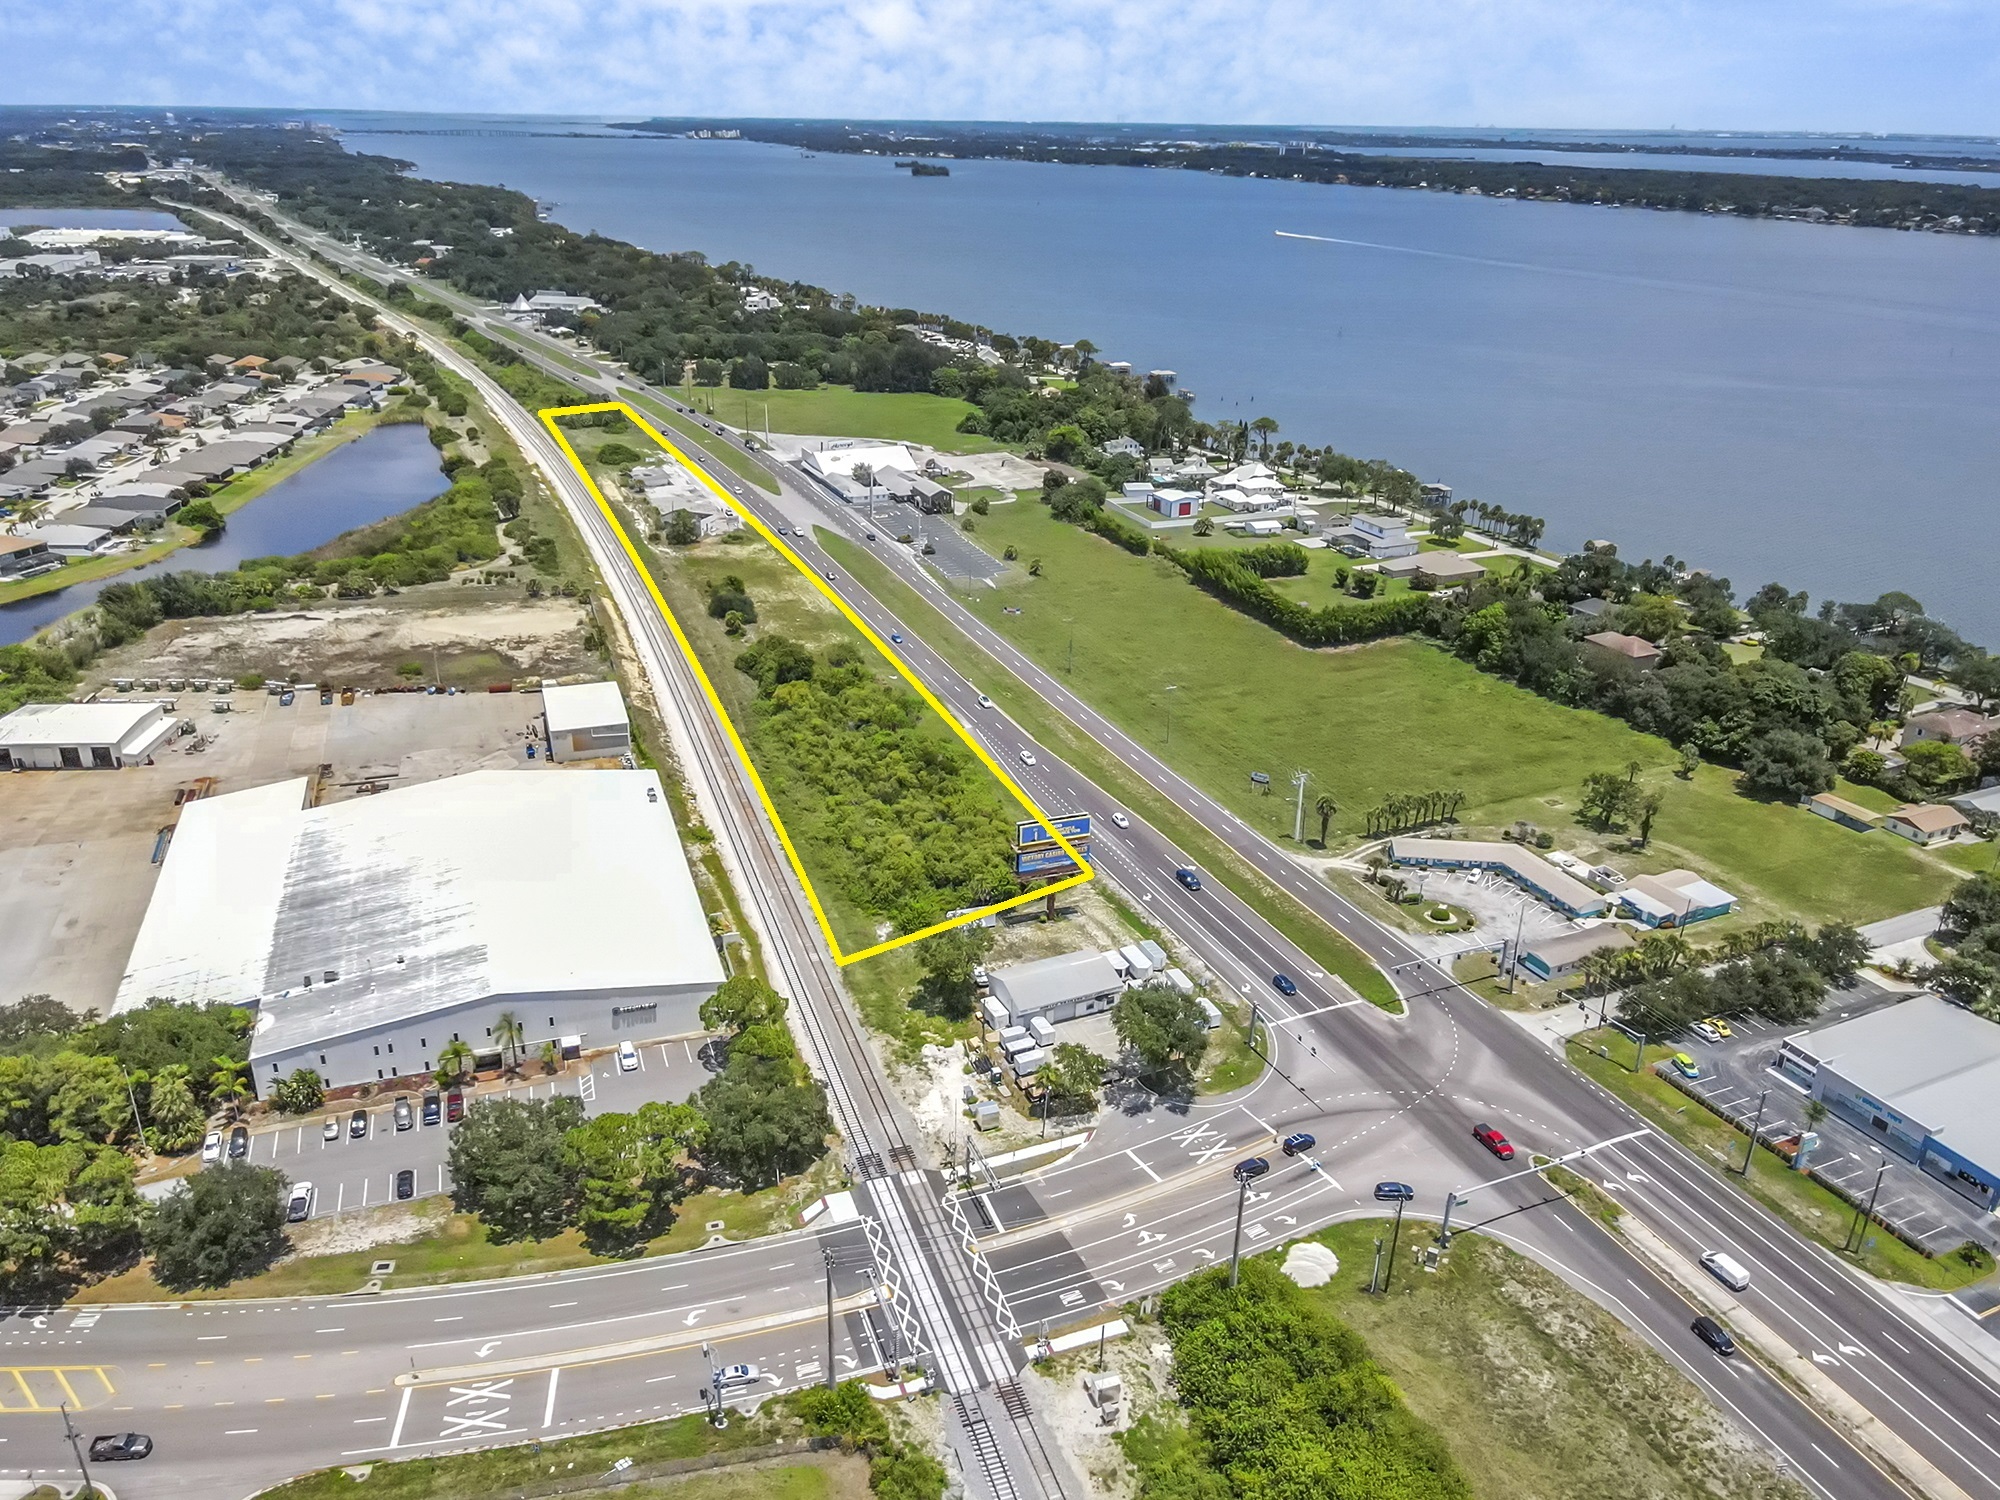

[621,389,781,494]
[692,384,1000,453]
[816,529,1398,1011]
[1302,1219,1809,1500]
[1566,1029,1984,1290]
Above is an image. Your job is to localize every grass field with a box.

[1297,1220,1809,1500]
[1567,1029,1987,1290]
[950,502,1959,928]
[685,384,1000,452]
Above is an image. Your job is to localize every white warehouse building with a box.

[542,680,632,763]
[114,768,725,1096]
[0,700,179,769]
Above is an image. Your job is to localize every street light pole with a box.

[1163,684,1178,747]
[1228,1173,1251,1288]
[1382,1195,1408,1292]
[823,1249,837,1389]
[1739,1088,1769,1176]
[1847,1156,1889,1253]
[60,1403,95,1495]
[1291,769,1308,844]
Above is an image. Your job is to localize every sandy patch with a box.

[286,1198,452,1259]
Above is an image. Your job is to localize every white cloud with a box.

[5,1,1998,133]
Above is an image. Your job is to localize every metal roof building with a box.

[987,950,1125,1025]
[0,700,179,769]
[1778,995,2000,1208]
[542,681,631,763]
[115,768,724,1095]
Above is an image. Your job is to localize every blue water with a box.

[341,127,2000,645]
[3,207,189,232]
[1330,145,2000,187]
[1,422,448,644]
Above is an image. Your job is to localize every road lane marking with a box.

[1124,1150,1161,1183]
[388,1385,412,1448]
[542,1367,561,1428]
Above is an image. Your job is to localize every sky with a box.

[6,1,2000,136]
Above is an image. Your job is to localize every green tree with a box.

[1953,653,2000,711]
[83,999,251,1092]
[662,508,701,546]
[434,1037,475,1087]
[209,1056,251,1121]
[700,974,789,1034]
[495,1012,527,1075]
[145,1161,289,1292]
[563,1101,706,1256]
[1634,790,1665,847]
[1740,728,1835,799]
[1191,516,1214,537]
[0,1140,141,1300]
[1040,1042,1108,1113]
[1113,983,1210,1085]
[146,1065,206,1153]
[1249,415,1279,458]
[540,1039,561,1076]
[0,994,80,1051]
[695,1063,830,1190]
[1793,923,1871,986]
[1579,770,1635,830]
[447,1096,586,1242]
[1943,871,2000,937]
[177,499,226,537]
[1902,739,1973,794]
[1677,743,1702,779]
[1314,793,1338,846]
[912,925,994,1021]
[271,1067,324,1116]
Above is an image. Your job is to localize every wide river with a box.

[338,117,2000,644]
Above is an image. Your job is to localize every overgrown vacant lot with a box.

[956,501,1958,925]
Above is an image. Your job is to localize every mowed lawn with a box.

[694,383,1001,452]
[956,502,1958,925]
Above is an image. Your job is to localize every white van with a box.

[1700,1249,1751,1293]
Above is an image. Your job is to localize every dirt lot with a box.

[86,587,600,693]
[0,687,578,1018]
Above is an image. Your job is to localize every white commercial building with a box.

[0,700,179,770]
[114,769,724,1096]
[803,441,920,487]
[987,950,1125,1026]
[542,681,632,763]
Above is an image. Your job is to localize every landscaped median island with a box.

[1100,1221,1805,1500]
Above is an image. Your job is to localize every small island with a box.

[894,159,951,177]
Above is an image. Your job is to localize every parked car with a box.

[199,1130,224,1165]
[1373,1181,1417,1203]
[393,1096,414,1131]
[1111,811,1130,828]
[1271,973,1298,997]
[1233,1157,1271,1182]
[1175,868,1202,891]
[395,1168,415,1201]
[1690,1020,1722,1043]
[1691,1315,1737,1356]
[319,689,333,706]
[716,1362,760,1388]
[1473,1122,1515,1160]
[88,1433,153,1462]
[1702,1016,1734,1039]
[1018,750,1037,767]
[228,1124,249,1160]
[348,1108,368,1139]
[1669,1052,1701,1080]
[322,1116,341,1143]
[279,690,295,707]
[422,1091,441,1126]
[617,1040,640,1073]
[446,1091,466,1123]
[1281,1132,1317,1157]
[286,1182,316,1223]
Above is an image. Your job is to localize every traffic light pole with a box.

[1228,1173,1250,1288]
[60,1403,95,1496]
[1382,1196,1408,1293]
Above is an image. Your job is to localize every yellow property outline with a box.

[539,401,1091,966]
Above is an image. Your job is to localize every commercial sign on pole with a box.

[1015,813,1092,849]
[1015,844,1092,878]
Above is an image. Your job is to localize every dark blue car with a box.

[1281,1132,1316,1157]
[1271,974,1298,997]
[1233,1157,1271,1182]
[1373,1181,1416,1202]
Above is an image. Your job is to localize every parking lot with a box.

[226,1035,720,1220]
[1669,980,1999,1256]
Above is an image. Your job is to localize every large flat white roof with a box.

[542,680,629,736]
[0,699,167,750]
[1792,995,2000,1167]
[117,769,722,1053]
[805,441,918,483]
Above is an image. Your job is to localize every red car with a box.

[445,1091,465,1123]
[1473,1122,1514,1160]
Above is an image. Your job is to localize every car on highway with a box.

[1690,1315,1736,1356]
[348,1108,369,1139]
[1271,973,1298,997]
[1669,1051,1701,1080]
[393,1096,414,1131]
[716,1362,760,1388]
[422,1091,441,1126]
[322,1116,341,1143]
[889,632,904,644]
[395,1168,415,1201]
[88,1433,152,1462]
[823,570,837,582]
[1175,868,1202,891]
[618,1040,641,1072]
[1018,750,1038,767]
[286,1182,316,1223]
[200,1130,224,1166]
[865,530,877,541]
[977,694,994,709]
[1281,1132,1316,1156]
[228,1124,249,1160]
[447,1091,466,1123]
[1110,811,1129,828]
[1472,1122,1515,1160]
[1373,1181,1417,1202]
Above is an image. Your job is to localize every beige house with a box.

[1884,803,1971,845]
[1583,631,1664,670]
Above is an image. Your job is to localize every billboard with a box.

[1016,813,1092,849]
[1016,844,1092,878]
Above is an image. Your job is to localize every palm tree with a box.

[540,1039,561,1077]
[209,1057,251,1122]
[495,1013,526,1077]
[1314,793,1338,846]
[435,1038,475,1087]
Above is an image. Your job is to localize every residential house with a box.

[55,506,145,534]
[0,535,55,579]
[1381,551,1487,586]
[23,523,116,556]
[1569,597,1615,622]
[1100,435,1145,460]
[1805,793,1883,833]
[1902,709,1999,749]
[1617,870,1739,928]
[1209,488,1287,514]
[1204,461,1286,502]
[1884,804,1971,846]
[507,290,602,318]
[1947,785,2000,829]
[1340,513,1419,559]
[1584,631,1665,670]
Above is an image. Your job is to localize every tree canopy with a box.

[145,1162,289,1292]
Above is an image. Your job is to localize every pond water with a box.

[1,422,449,646]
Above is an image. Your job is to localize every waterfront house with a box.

[1101,435,1146,460]
[0,534,56,579]
[1569,597,1615,621]
[1901,709,1998,749]
[1584,631,1665,670]
[1382,551,1487,586]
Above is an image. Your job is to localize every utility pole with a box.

[119,1062,150,1157]
[59,1403,95,1496]
[1739,1088,1769,1176]
[698,1341,728,1428]
[1290,769,1308,844]
[1506,903,1525,995]
[1847,1156,1889,1253]
[823,1249,837,1388]
[1382,1194,1408,1293]
[1163,684,1178,748]
[1228,1171,1252,1288]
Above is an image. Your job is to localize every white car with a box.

[199,1131,224,1166]
[1111,812,1130,829]
[977,695,994,709]
[1018,750,1038,767]
[321,1117,340,1143]
[286,1182,315,1223]
[617,1040,640,1073]
[715,1362,760,1388]
[1690,1021,1722,1043]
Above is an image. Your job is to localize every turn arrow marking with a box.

[475,1341,501,1358]
[684,1310,705,1327]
